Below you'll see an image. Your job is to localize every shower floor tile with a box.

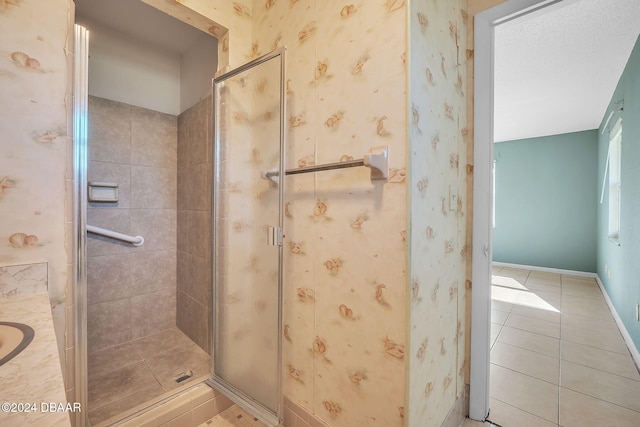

[88,327,210,426]
[199,405,268,427]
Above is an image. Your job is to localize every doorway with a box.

[471,0,640,422]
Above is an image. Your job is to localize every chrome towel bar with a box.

[262,145,389,182]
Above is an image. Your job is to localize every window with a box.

[608,118,622,241]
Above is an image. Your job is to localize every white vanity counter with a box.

[0,263,71,427]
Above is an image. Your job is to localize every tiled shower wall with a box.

[87,95,178,352]
[176,96,213,354]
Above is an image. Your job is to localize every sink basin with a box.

[0,322,35,366]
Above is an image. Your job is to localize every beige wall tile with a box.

[177,250,191,294]
[189,163,211,211]
[189,210,211,258]
[131,289,176,339]
[178,114,189,169]
[87,254,132,304]
[131,107,177,168]
[179,253,211,306]
[130,209,177,251]
[87,298,131,352]
[88,96,132,164]
[177,210,190,252]
[131,166,177,209]
[187,116,209,166]
[177,290,209,352]
[130,249,177,296]
[177,167,191,209]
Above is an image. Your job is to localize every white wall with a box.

[180,32,218,113]
[80,18,182,115]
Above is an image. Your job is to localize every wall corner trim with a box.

[594,275,640,371]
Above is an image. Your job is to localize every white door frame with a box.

[469,0,567,420]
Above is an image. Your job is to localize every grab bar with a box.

[87,224,144,247]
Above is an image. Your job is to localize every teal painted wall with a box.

[493,130,598,272]
[597,36,640,350]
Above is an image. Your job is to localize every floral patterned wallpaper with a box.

[166,0,475,426]
[0,0,74,397]
[0,0,499,425]
[408,0,469,425]
[250,2,408,426]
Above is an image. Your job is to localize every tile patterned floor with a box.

[486,266,640,427]
[199,405,267,427]
[87,327,210,426]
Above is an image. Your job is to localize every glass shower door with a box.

[208,48,285,426]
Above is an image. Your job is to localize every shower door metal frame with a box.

[207,46,286,427]
[73,24,90,427]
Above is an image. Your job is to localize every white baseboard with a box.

[492,261,597,278]
[594,275,640,371]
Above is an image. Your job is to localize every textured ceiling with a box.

[75,0,206,54]
[494,0,640,142]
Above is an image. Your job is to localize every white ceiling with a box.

[494,0,640,142]
[75,0,206,54]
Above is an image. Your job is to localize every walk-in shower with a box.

[73,0,218,424]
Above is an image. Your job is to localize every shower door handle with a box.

[268,226,283,246]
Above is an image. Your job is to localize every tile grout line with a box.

[491,363,560,388]
[491,267,640,425]
[488,395,558,426]
[493,340,559,360]
[558,385,640,416]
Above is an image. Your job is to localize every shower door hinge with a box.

[268,226,283,246]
